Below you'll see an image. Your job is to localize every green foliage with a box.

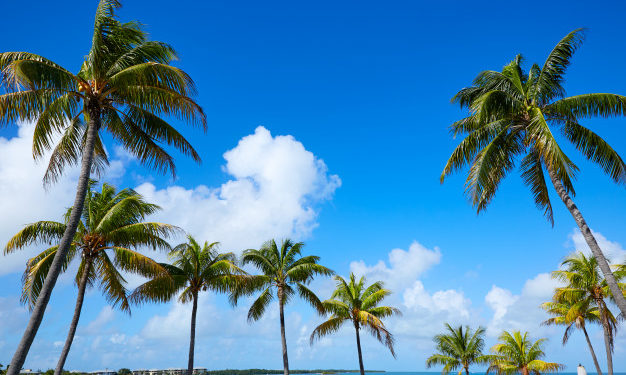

[118,369,132,375]
[0,0,206,184]
[487,331,563,375]
[441,29,626,226]
[426,324,490,375]
[310,273,401,357]
[233,239,334,320]
[4,182,179,312]
[131,235,248,305]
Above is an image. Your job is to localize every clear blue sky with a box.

[0,0,625,372]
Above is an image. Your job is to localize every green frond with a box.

[247,287,274,322]
[5,221,67,253]
[296,283,325,315]
[310,316,346,344]
[520,150,554,225]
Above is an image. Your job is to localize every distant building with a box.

[19,370,41,375]
[132,369,206,375]
[90,371,116,375]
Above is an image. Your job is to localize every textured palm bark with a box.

[597,302,613,375]
[279,297,290,375]
[187,291,198,375]
[54,260,92,375]
[582,326,603,375]
[7,108,100,375]
[354,322,365,375]
[548,169,626,317]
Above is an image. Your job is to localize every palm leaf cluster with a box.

[311,273,400,356]
[0,0,206,184]
[5,182,177,312]
[426,324,489,375]
[441,29,626,224]
[487,331,563,375]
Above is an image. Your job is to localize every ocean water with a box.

[327,373,626,375]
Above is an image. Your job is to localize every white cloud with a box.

[82,306,116,335]
[135,126,341,252]
[568,229,626,263]
[484,273,562,336]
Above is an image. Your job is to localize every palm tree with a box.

[552,252,623,375]
[131,236,248,375]
[426,324,490,375]
[541,299,604,375]
[310,273,400,375]
[440,28,626,317]
[0,2,205,372]
[487,331,563,375]
[4,182,177,375]
[233,239,333,375]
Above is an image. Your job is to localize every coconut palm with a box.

[552,252,623,375]
[0,1,205,372]
[310,273,400,375]
[4,182,177,375]
[426,324,490,375]
[131,236,248,375]
[487,331,563,375]
[233,239,333,375]
[541,298,604,375]
[440,28,626,317]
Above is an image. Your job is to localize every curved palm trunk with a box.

[54,260,91,375]
[548,170,626,317]
[582,326,603,375]
[279,298,289,375]
[464,366,469,375]
[187,291,198,375]
[6,108,100,375]
[354,323,365,375]
[597,302,613,375]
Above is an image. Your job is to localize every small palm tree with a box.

[440,28,626,317]
[310,273,400,375]
[233,239,333,375]
[426,324,490,375]
[131,236,248,375]
[4,183,177,375]
[552,252,623,375]
[541,299,604,375]
[0,2,205,371]
[487,331,563,375]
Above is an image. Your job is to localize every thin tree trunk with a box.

[6,107,100,375]
[597,302,613,375]
[54,260,91,375]
[187,291,198,375]
[464,366,469,375]
[354,323,365,375]
[548,169,626,317]
[582,326,603,375]
[279,295,289,375]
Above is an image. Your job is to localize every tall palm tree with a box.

[541,298,604,375]
[440,28,626,317]
[487,331,563,375]
[552,252,623,375]
[233,239,333,375]
[310,273,400,375]
[426,324,490,375]
[0,2,205,372]
[4,182,177,375]
[131,236,248,375]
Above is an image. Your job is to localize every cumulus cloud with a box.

[135,126,341,252]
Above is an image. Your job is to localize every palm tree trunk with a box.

[187,291,198,375]
[354,323,365,375]
[597,302,613,375]
[54,260,91,375]
[279,296,289,375]
[464,366,469,375]
[7,108,100,375]
[582,326,603,375]
[548,169,626,317]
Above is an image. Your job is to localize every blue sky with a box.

[1,0,625,372]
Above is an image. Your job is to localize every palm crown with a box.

[0,0,206,183]
[310,273,401,356]
[4,182,177,312]
[235,239,334,320]
[541,298,603,344]
[441,28,626,224]
[426,324,489,375]
[487,331,563,375]
[131,235,247,304]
